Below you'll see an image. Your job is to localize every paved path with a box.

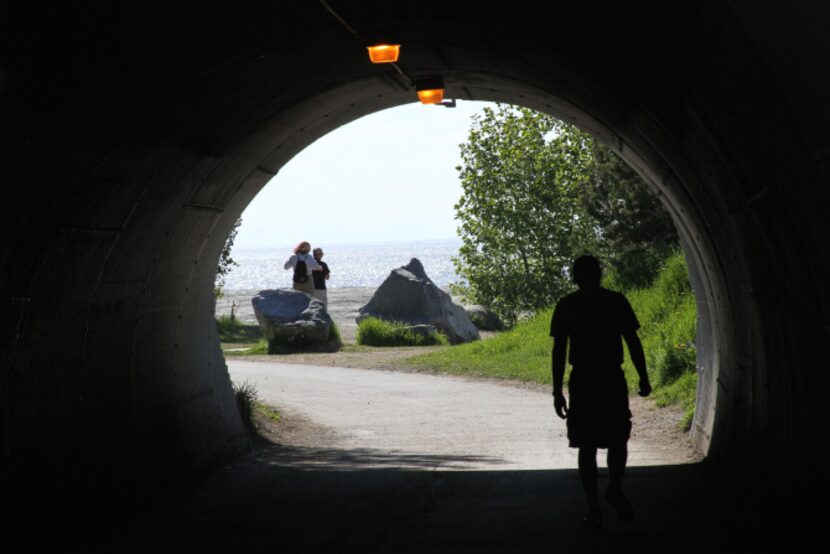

[74,361,742,553]
[228,360,695,471]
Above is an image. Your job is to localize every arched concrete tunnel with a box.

[2,0,829,542]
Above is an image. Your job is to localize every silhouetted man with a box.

[550,254,651,528]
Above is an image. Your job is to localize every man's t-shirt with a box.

[550,286,640,367]
[312,261,330,290]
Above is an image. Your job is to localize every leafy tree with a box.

[451,105,599,325]
[214,217,242,298]
[452,104,679,324]
[580,143,678,289]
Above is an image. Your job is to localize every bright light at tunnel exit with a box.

[233,101,496,247]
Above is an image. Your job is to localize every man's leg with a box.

[606,442,635,521]
[578,446,601,524]
[607,441,627,492]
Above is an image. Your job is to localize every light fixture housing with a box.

[367,44,401,64]
[415,77,446,104]
[417,88,444,104]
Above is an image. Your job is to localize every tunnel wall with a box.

[1,1,829,514]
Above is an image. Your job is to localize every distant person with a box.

[284,241,320,296]
[550,254,652,529]
[311,247,331,307]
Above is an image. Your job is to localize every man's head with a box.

[313,247,324,260]
[572,254,602,288]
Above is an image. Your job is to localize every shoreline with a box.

[217,286,462,344]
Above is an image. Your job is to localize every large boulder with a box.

[465,305,504,331]
[357,258,480,344]
[252,289,338,352]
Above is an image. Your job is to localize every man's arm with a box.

[551,332,569,418]
[623,330,652,396]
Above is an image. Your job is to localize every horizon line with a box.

[233,236,462,249]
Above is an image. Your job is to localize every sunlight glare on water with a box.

[222,239,462,291]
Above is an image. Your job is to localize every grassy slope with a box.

[405,253,698,429]
[405,306,556,383]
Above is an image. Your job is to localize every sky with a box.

[234,100,496,248]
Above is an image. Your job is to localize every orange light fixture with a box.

[367,44,401,64]
[417,88,445,104]
[415,77,446,105]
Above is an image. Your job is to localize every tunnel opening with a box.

[4,13,731,499]
[213,98,704,470]
[3,1,828,548]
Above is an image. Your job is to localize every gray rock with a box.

[465,305,504,331]
[357,258,480,344]
[252,289,337,352]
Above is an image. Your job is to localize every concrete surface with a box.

[3,361,808,553]
[227,360,696,470]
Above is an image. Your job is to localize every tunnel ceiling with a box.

[2,0,830,516]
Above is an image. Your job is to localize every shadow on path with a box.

[6,440,802,553]
[249,444,512,471]
[143,466,728,552]
[119,445,739,553]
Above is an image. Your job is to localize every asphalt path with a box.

[73,361,744,553]
[228,360,695,470]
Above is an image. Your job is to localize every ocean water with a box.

[223,238,463,291]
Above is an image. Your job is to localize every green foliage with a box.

[356,317,449,347]
[409,252,698,427]
[622,253,696,388]
[231,381,282,442]
[578,143,678,290]
[452,105,599,326]
[329,320,342,344]
[451,104,679,322]
[232,380,258,434]
[214,217,242,298]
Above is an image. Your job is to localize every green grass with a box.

[621,253,697,427]
[652,371,697,431]
[329,320,342,345]
[254,400,281,423]
[405,307,555,382]
[232,380,259,435]
[356,317,449,347]
[406,252,698,426]
[231,380,283,441]
[216,315,263,343]
[224,339,269,356]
